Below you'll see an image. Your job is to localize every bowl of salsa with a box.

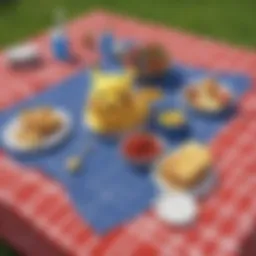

[121,132,164,169]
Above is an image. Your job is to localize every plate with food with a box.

[2,106,72,153]
[184,78,235,117]
[153,141,217,198]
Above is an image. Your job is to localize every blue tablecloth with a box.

[0,65,250,234]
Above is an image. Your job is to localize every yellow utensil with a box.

[66,142,94,173]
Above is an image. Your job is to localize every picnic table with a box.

[0,10,255,256]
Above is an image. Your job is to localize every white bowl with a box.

[153,192,198,226]
[2,109,72,153]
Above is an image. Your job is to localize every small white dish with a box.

[154,192,198,226]
[2,108,72,153]
[5,43,40,65]
[154,169,217,199]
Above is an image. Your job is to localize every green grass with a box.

[0,241,19,256]
[0,0,256,48]
[0,0,255,255]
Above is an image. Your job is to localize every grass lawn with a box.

[0,0,255,48]
[0,0,255,255]
[0,241,18,256]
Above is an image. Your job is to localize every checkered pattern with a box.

[0,10,255,256]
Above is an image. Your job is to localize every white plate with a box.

[152,150,218,199]
[5,43,40,63]
[154,192,198,226]
[154,169,217,199]
[2,109,72,153]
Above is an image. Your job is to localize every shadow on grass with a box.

[0,240,20,256]
[0,0,19,11]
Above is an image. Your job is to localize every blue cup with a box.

[99,31,114,59]
[51,29,70,61]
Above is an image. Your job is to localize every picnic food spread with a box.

[1,35,231,229]
[0,11,254,256]
[1,26,248,239]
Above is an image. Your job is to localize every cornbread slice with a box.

[160,142,212,189]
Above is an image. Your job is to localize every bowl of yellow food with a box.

[155,109,189,138]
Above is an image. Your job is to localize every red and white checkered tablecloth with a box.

[0,10,255,256]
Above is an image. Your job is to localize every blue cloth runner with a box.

[0,65,250,234]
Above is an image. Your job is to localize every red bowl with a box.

[121,132,164,165]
